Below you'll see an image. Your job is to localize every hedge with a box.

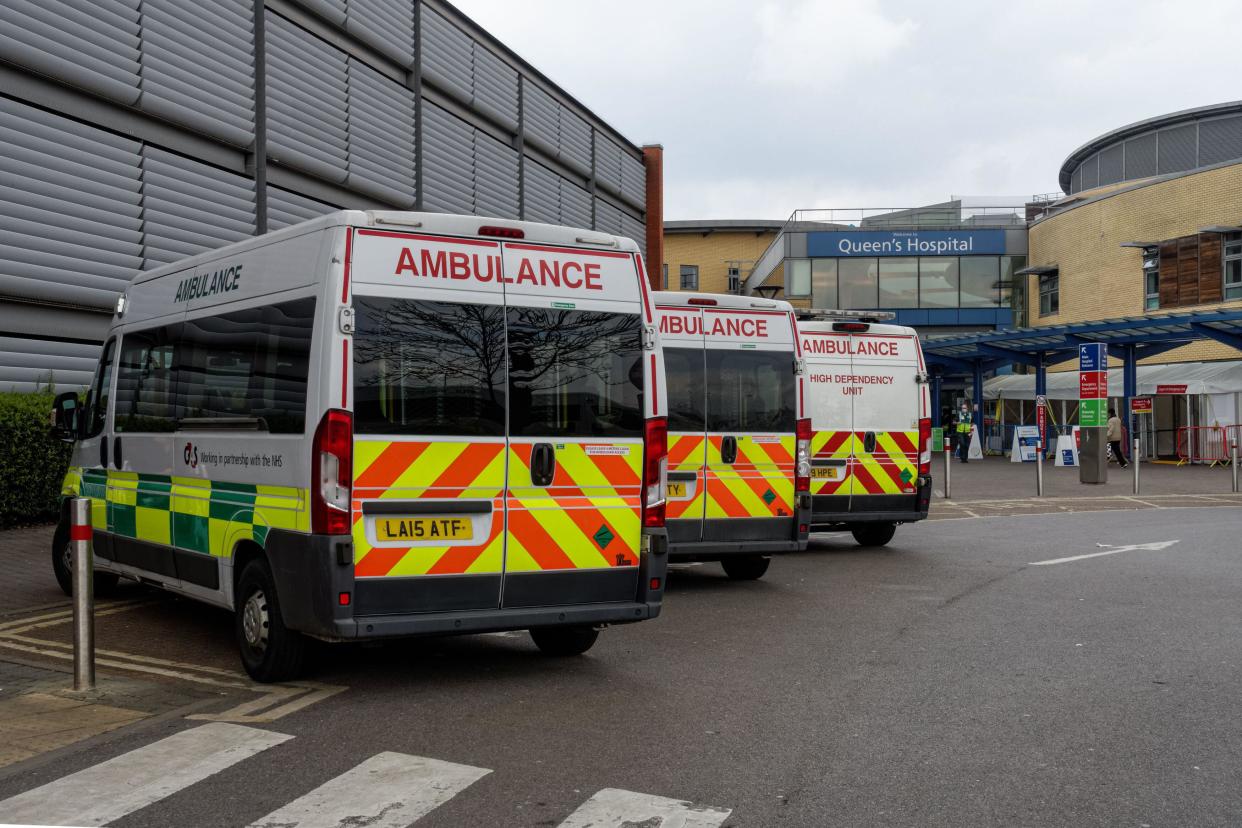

[0,392,73,528]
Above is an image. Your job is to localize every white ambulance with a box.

[797,311,932,546]
[50,211,670,681]
[654,292,810,579]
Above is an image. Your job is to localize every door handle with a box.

[864,432,877,453]
[721,436,738,464]
[113,436,123,469]
[531,443,556,487]
[100,437,108,469]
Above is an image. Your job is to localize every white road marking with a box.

[558,788,732,828]
[0,722,290,826]
[249,752,490,828]
[1029,539,1181,566]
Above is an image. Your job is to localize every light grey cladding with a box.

[1198,116,1242,167]
[594,198,623,236]
[422,102,475,214]
[0,336,101,393]
[345,0,415,67]
[0,96,143,311]
[474,131,519,220]
[346,59,416,206]
[420,6,472,103]
[267,186,340,231]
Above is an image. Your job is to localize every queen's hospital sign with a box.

[806,229,1007,258]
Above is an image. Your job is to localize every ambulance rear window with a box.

[663,347,705,431]
[705,350,796,433]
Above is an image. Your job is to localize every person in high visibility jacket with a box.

[955,403,973,463]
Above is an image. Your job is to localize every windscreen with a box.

[705,349,795,433]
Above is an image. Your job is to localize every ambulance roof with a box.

[131,210,644,286]
[653,291,793,313]
[796,317,919,338]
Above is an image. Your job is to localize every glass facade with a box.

[793,255,1025,311]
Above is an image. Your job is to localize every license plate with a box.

[375,517,473,542]
[666,482,687,498]
[811,467,842,480]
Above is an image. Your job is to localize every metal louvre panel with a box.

[266,13,349,183]
[620,211,646,255]
[345,0,414,67]
[593,132,623,194]
[558,108,591,175]
[0,96,142,310]
[472,45,518,130]
[1078,154,1098,190]
[1198,116,1242,166]
[522,159,560,224]
[1097,144,1124,186]
[140,147,255,268]
[1157,124,1196,174]
[559,179,590,229]
[0,335,100,392]
[594,198,623,236]
[0,0,141,106]
[619,152,645,209]
[139,0,254,148]
[521,79,559,156]
[290,0,345,25]
[474,130,519,219]
[422,102,474,214]
[1124,133,1157,179]
[420,7,472,104]
[347,59,416,206]
[267,185,339,231]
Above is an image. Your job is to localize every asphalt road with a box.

[3,506,1241,827]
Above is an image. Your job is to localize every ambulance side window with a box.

[507,308,643,438]
[115,327,178,433]
[352,297,506,436]
[83,338,116,439]
[706,350,796,432]
[662,347,705,432]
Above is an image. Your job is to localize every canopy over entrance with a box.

[983,361,1242,400]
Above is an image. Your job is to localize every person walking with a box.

[1107,408,1129,468]
[956,402,973,463]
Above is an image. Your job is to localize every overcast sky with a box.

[453,0,1242,221]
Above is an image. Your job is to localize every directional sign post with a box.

[1035,394,1048,451]
[1078,344,1108,484]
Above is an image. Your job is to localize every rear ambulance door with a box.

[802,330,855,510]
[848,331,921,507]
[348,230,508,614]
[702,310,797,543]
[655,305,707,545]
[501,242,646,608]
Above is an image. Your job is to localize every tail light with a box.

[795,417,812,493]
[312,409,353,535]
[642,417,668,528]
[918,417,932,475]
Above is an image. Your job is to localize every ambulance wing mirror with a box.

[50,392,81,443]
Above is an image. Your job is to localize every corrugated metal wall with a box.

[0,0,648,391]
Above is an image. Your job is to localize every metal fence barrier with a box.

[1176,426,1231,467]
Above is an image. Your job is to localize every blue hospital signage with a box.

[806,229,1007,258]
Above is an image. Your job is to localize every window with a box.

[174,299,315,433]
[919,258,960,308]
[83,338,116,439]
[1225,232,1242,301]
[838,258,879,309]
[1000,256,1024,312]
[959,257,1000,307]
[787,259,811,297]
[680,265,699,291]
[1039,273,1060,316]
[811,259,838,308]
[1143,247,1160,310]
[507,307,644,438]
[727,266,741,294]
[705,349,795,432]
[878,258,918,308]
[353,298,506,436]
[115,327,178,433]
[662,347,705,432]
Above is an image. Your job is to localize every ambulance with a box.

[654,292,810,579]
[798,311,932,546]
[50,211,670,681]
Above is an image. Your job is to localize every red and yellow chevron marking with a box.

[809,430,856,496]
[704,435,796,519]
[351,439,507,578]
[506,441,642,572]
[810,430,918,497]
[666,433,706,520]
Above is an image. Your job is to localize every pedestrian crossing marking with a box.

[0,722,290,826]
[248,751,490,828]
[558,787,732,828]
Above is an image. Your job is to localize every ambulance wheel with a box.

[721,555,770,580]
[51,521,119,598]
[235,558,307,682]
[851,522,897,547]
[530,625,599,656]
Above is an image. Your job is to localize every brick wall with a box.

[1029,163,1242,370]
[662,230,777,293]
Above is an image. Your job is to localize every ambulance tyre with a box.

[721,555,770,580]
[530,625,599,656]
[235,557,307,682]
[851,522,897,547]
[52,521,120,598]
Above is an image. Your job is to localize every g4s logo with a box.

[183,442,198,469]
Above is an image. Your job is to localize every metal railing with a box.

[1176,426,1232,466]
